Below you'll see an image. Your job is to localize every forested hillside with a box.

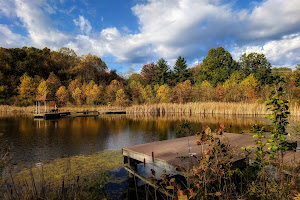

[0,46,299,106]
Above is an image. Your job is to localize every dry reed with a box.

[126,102,300,116]
[0,102,299,116]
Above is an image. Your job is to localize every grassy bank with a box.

[1,150,124,199]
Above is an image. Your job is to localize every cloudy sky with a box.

[0,0,300,72]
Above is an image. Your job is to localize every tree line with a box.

[0,46,299,106]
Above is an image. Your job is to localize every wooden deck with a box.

[122,133,300,175]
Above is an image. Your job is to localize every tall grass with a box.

[0,150,124,200]
[126,102,300,116]
[0,102,299,116]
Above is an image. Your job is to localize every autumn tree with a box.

[155,58,170,85]
[36,79,49,98]
[239,74,259,102]
[85,80,101,105]
[141,63,157,86]
[115,89,129,106]
[172,80,193,103]
[17,73,36,106]
[0,85,8,104]
[56,86,69,106]
[156,84,172,103]
[68,79,81,103]
[196,80,214,102]
[46,72,61,98]
[128,80,144,104]
[213,84,225,102]
[240,52,271,85]
[223,72,243,102]
[72,87,82,105]
[72,54,107,83]
[105,80,123,104]
[142,85,156,104]
[198,47,240,86]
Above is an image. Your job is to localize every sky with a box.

[0,0,300,73]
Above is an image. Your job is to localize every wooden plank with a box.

[122,133,300,173]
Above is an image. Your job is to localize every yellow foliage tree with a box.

[105,80,123,104]
[18,73,36,106]
[196,80,213,102]
[36,79,49,98]
[85,80,101,105]
[142,85,156,104]
[156,84,172,103]
[239,74,259,102]
[129,80,144,104]
[72,87,82,105]
[68,79,81,103]
[56,86,69,106]
[115,89,129,106]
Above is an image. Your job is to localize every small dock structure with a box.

[122,133,300,196]
[34,93,62,119]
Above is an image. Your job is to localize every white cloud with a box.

[0,24,23,46]
[231,33,300,69]
[0,0,15,18]
[73,15,92,35]
[14,0,69,49]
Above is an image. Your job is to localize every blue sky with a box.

[0,0,300,73]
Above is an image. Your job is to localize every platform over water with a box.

[122,133,300,174]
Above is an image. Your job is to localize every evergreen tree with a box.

[173,56,191,83]
[155,58,170,85]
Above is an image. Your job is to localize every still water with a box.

[0,114,270,164]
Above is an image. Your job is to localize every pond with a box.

[0,114,271,164]
[2,113,297,199]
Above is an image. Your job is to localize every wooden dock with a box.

[122,133,300,177]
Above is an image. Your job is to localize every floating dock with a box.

[34,112,71,120]
[122,133,300,196]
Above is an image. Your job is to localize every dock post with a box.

[124,156,138,200]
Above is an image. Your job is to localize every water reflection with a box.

[0,113,270,164]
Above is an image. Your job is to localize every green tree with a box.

[155,58,170,85]
[173,56,191,83]
[198,47,240,86]
[240,53,271,85]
